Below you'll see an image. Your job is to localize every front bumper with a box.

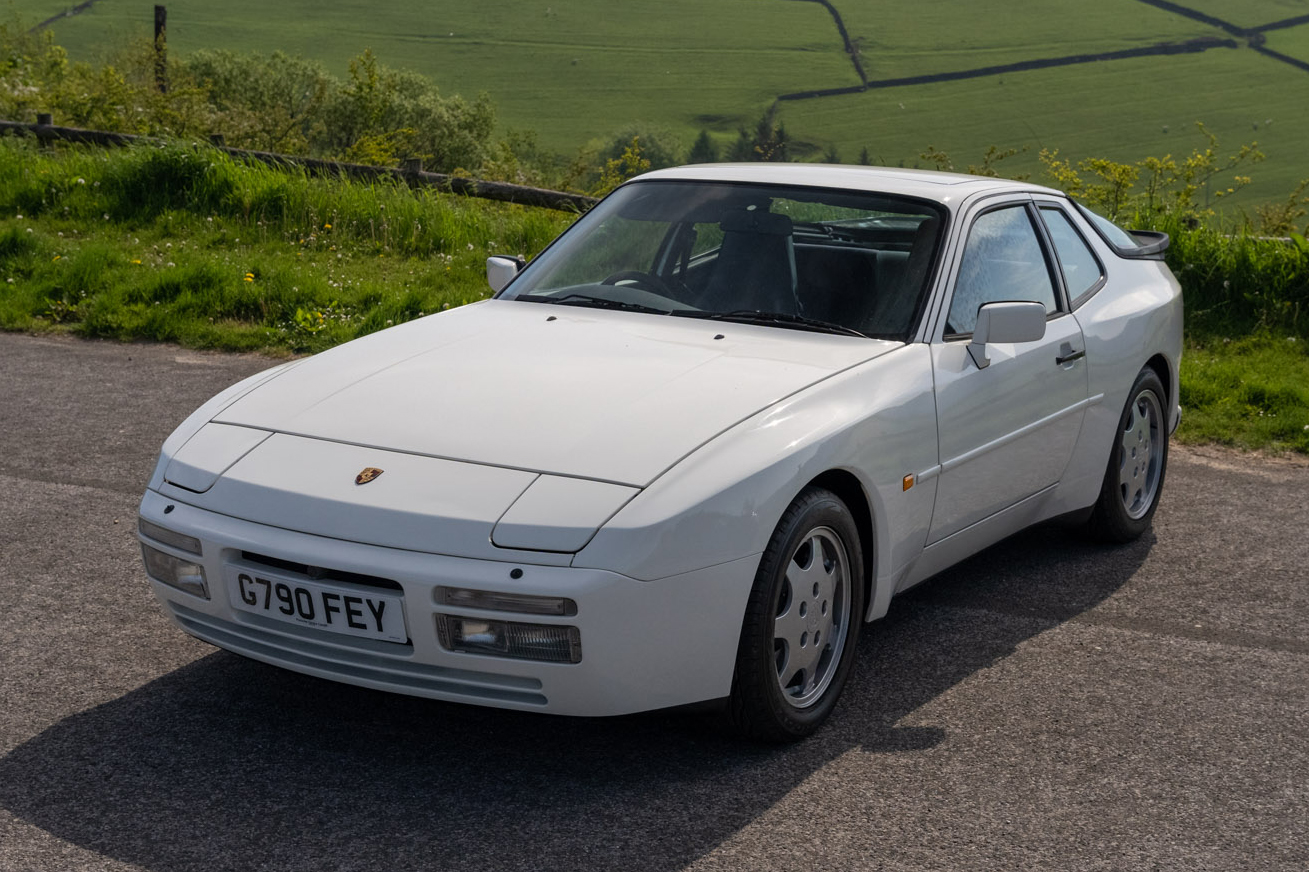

[138,488,757,717]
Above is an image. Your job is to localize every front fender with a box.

[574,345,939,601]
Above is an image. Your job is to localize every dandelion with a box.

[102,213,109,220]
[131,259,142,264]
[324,223,332,229]
[52,255,60,261]
[77,178,85,185]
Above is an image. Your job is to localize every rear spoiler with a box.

[1123,230,1170,260]
[1072,201,1170,261]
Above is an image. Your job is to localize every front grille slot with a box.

[170,603,547,706]
[240,550,403,592]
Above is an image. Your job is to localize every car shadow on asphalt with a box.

[0,523,1150,872]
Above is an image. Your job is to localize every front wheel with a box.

[726,487,865,742]
[1088,367,1169,542]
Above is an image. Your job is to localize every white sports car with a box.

[139,165,1181,740]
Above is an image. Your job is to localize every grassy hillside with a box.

[842,0,1211,81]
[1172,0,1308,28]
[1264,22,1309,63]
[780,46,1309,213]
[10,0,856,148]
[9,0,1309,214]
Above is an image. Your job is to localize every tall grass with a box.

[1161,217,1309,338]
[0,137,572,351]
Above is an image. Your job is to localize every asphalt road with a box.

[1,331,1306,872]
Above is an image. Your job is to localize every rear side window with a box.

[1039,206,1104,306]
[946,205,1057,335]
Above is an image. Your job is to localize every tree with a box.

[319,50,495,171]
[822,144,841,164]
[858,146,872,166]
[726,128,753,162]
[687,129,718,164]
[184,49,333,153]
[592,135,651,195]
[599,123,682,169]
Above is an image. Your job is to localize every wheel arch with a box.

[805,469,876,624]
[1144,352,1171,407]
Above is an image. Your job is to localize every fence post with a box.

[209,133,226,147]
[154,5,168,94]
[36,113,53,125]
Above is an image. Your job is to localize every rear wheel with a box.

[726,487,865,742]
[1088,367,1169,542]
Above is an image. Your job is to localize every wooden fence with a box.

[0,119,598,213]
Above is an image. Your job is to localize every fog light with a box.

[138,518,202,555]
[435,586,577,616]
[436,614,581,663]
[141,543,209,599]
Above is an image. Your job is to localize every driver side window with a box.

[947,205,1057,335]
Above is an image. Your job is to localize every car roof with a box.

[631,163,1064,206]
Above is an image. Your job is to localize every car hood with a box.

[214,300,899,487]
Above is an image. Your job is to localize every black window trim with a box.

[1071,200,1170,260]
[940,199,1068,342]
[1035,201,1107,310]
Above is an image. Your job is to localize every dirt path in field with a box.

[787,0,867,85]
[781,0,1309,105]
[29,0,100,34]
[1133,0,1309,74]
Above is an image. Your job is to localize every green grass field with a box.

[1263,22,1309,63]
[779,46,1309,213]
[841,0,1211,81]
[10,0,856,149]
[1169,0,1308,29]
[8,0,1309,210]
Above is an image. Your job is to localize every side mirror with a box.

[967,301,1047,369]
[486,256,523,293]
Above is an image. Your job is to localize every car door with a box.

[927,198,1089,545]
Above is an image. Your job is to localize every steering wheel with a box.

[600,270,676,297]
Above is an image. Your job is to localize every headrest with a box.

[719,209,793,236]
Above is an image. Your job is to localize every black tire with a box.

[726,487,865,742]
[1088,367,1169,543]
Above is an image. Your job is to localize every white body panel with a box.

[140,164,1183,717]
[213,300,894,486]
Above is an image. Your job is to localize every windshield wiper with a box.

[673,309,870,338]
[514,293,672,316]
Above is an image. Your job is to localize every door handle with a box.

[1056,342,1085,366]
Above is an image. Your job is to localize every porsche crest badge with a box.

[355,467,384,485]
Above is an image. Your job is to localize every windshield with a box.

[499,180,945,339]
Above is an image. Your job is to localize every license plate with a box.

[225,564,408,644]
